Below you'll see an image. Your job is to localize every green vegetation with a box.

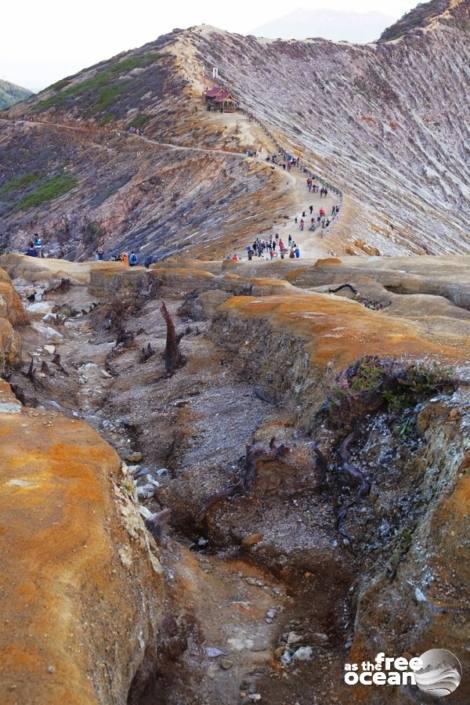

[99,113,115,126]
[129,113,152,129]
[15,173,78,210]
[34,53,158,113]
[350,358,383,393]
[324,357,455,425]
[93,84,124,113]
[0,172,40,196]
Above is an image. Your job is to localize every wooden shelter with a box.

[203,85,238,113]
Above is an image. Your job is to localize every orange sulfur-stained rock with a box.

[0,390,163,705]
[214,293,466,370]
[210,292,469,430]
[0,318,21,367]
[0,279,29,327]
[0,267,26,367]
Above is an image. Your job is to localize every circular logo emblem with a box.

[413,649,462,697]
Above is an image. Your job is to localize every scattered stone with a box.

[241,532,264,548]
[287,631,303,645]
[44,344,56,355]
[136,484,157,500]
[293,646,313,661]
[206,646,225,658]
[126,451,143,463]
[220,658,234,670]
[265,607,277,623]
[281,650,293,666]
[250,637,269,653]
[414,587,427,603]
[312,632,329,644]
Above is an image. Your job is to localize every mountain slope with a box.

[187,0,469,254]
[0,0,468,259]
[0,79,32,109]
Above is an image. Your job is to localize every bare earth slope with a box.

[0,0,468,258]
[187,0,469,255]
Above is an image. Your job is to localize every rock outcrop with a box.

[0,383,164,705]
[0,254,468,705]
[0,266,26,366]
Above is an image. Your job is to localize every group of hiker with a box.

[293,179,341,235]
[306,178,328,197]
[247,234,301,260]
[266,153,300,171]
[107,251,154,268]
[21,147,342,269]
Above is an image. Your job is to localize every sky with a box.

[2,0,420,92]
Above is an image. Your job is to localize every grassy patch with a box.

[324,356,455,427]
[0,172,40,196]
[350,358,383,392]
[34,53,158,112]
[93,84,124,113]
[15,173,78,210]
[100,113,114,125]
[129,113,152,129]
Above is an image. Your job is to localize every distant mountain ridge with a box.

[251,8,395,44]
[0,79,32,110]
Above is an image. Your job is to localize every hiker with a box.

[289,247,295,259]
[144,254,153,269]
[129,251,138,266]
[288,234,292,246]
[121,252,129,265]
[300,219,304,231]
[96,247,104,261]
[26,241,37,257]
[295,245,300,258]
[319,207,325,218]
[247,247,254,261]
[309,205,313,214]
[33,234,43,257]
[302,211,306,218]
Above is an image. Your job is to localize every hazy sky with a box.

[2,1,419,91]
